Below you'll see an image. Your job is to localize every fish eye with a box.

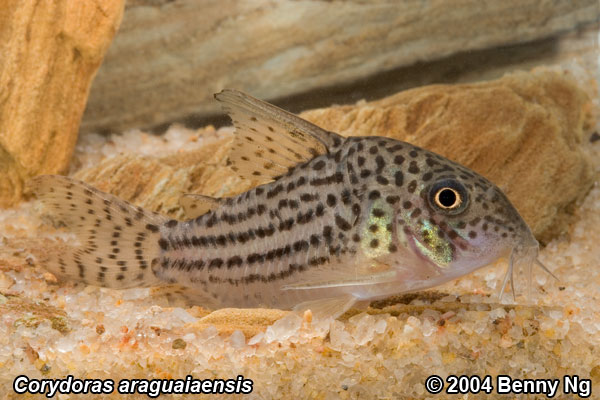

[435,188,460,209]
[428,179,469,214]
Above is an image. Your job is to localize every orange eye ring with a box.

[434,187,461,209]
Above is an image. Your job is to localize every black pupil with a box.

[438,189,457,208]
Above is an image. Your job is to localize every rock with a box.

[75,69,595,243]
[193,308,289,338]
[0,1,125,208]
[80,0,600,133]
[0,293,70,334]
[72,128,254,219]
[300,69,595,243]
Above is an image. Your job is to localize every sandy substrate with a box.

[0,122,598,399]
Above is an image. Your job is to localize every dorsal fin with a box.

[179,194,222,219]
[215,89,344,182]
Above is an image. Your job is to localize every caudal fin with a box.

[31,175,168,289]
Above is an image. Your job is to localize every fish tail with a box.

[31,175,168,289]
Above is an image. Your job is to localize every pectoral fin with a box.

[281,260,397,291]
[282,270,397,291]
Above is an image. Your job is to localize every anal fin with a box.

[149,285,221,309]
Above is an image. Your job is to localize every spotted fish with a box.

[32,89,555,316]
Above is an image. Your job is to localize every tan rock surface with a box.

[72,131,254,219]
[194,308,289,337]
[0,1,125,208]
[80,0,600,133]
[75,70,595,244]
